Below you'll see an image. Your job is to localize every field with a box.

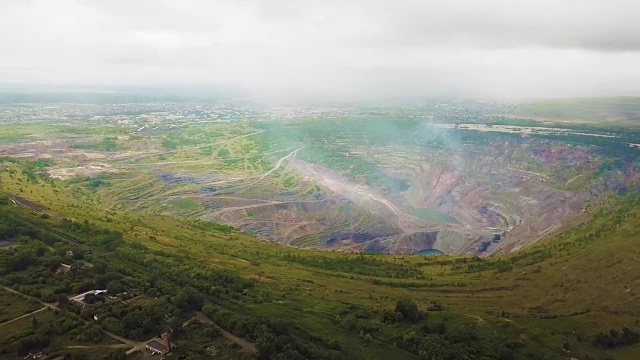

[0,308,57,342]
[0,289,43,323]
[509,97,640,128]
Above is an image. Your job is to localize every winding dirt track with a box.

[114,130,266,163]
[193,146,303,196]
[0,307,47,326]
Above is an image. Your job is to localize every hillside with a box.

[1,159,640,360]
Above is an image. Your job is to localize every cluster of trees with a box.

[465,258,513,274]
[283,253,421,278]
[381,299,442,324]
[201,304,344,360]
[0,216,114,303]
[114,245,254,297]
[69,323,104,343]
[333,304,380,337]
[10,333,50,357]
[2,251,123,303]
[97,303,167,341]
[399,315,519,360]
[592,328,640,349]
[169,322,222,359]
[335,299,518,360]
[394,299,423,322]
[2,158,54,184]
[72,137,120,152]
[59,218,123,250]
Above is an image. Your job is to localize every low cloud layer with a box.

[1,0,640,100]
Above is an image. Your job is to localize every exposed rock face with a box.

[406,166,459,208]
[197,138,593,255]
[187,134,606,255]
[388,231,439,253]
[399,165,587,254]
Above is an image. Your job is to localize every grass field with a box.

[0,308,56,341]
[0,290,43,324]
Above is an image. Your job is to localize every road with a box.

[258,147,303,181]
[211,199,322,218]
[205,146,303,196]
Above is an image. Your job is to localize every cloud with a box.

[355,0,640,51]
[1,0,639,100]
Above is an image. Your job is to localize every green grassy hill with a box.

[1,161,640,360]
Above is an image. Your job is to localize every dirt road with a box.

[0,307,47,326]
[201,146,303,196]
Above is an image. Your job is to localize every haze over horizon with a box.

[2,0,640,101]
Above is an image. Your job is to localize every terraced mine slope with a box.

[1,103,639,256]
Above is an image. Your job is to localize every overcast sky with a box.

[2,0,640,101]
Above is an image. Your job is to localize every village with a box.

[0,202,257,360]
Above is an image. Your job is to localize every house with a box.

[69,289,108,307]
[24,352,48,360]
[145,333,175,355]
[54,263,71,275]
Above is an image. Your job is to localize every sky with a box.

[1,0,640,101]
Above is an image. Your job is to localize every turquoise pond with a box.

[415,248,444,256]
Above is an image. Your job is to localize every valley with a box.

[1,102,637,256]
